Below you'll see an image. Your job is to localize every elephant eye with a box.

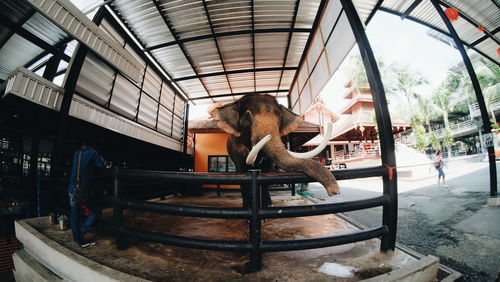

[244,110,253,122]
[240,110,253,127]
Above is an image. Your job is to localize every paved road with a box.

[307,157,500,282]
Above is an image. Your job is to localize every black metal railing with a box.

[112,165,395,272]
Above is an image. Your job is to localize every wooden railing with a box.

[331,143,381,163]
[432,118,478,139]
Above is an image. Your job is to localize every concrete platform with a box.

[13,192,444,281]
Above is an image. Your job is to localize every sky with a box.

[185,10,466,119]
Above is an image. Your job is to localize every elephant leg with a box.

[227,136,251,208]
[260,157,274,207]
[239,184,250,208]
[233,157,251,208]
[261,185,272,207]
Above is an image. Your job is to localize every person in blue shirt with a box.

[68,139,106,248]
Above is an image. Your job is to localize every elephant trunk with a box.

[251,113,339,196]
[263,134,340,196]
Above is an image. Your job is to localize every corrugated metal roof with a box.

[22,13,67,45]
[111,0,321,103]
[0,0,70,81]
[0,34,44,80]
[1,0,497,108]
[364,0,500,65]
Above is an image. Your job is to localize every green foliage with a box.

[442,129,454,148]
[410,113,423,126]
[432,84,458,114]
[344,54,369,94]
[413,123,428,151]
[475,58,500,124]
[491,118,500,130]
[429,132,440,150]
[415,95,435,131]
[409,113,428,151]
[344,53,396,97]
[385,64,428,116]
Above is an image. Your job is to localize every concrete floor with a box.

[19,194,421,281]
[307,156,499,282]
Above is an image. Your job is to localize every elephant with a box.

[209,94,339,207]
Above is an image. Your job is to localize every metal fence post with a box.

[339,0,397,252]
[113,167,126,250]
[429,0,497,198]
[249,169,262,271]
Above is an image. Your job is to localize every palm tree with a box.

[344,55,369,95]
[432,81,461,157]
[416,95,435,132]
[445,70,473,114]
[475,59,500,124]
[386,64,428,118]
[344,53,392,96]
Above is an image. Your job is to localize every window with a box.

[208,156,236,172]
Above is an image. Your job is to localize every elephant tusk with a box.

[246,135,272,165]
[287,122,333,159]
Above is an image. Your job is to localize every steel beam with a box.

[0,10,35,50]
[201,0,233,97]
[189,89,289,101]
[145,28,311,51]
[491,0,500,10]
[0,16,71,62]
[261,226,388,252]
[400,0,424,20]
[287,0,327,109]
[42,44,67,81]
[49,9,105,213]
[173,67,297,82]
[150,0,214,102]
[251,0,256,92]
[366,0,384,25]
[182,103,189,154]
[23,38,73,71]
[276,0,300,96]
[431,0,497,197]
[340,0,397,252]
[379,7,499,66]
[103,7,188,102]
[470,26,500,47]
[438,1,500,46]
[249,169,262,272]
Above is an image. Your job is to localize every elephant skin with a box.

[210,94,339,206]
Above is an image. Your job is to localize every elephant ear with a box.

[209,101,241,137]
[279,105,303,136]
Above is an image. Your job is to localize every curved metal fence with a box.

[112,165,396,272]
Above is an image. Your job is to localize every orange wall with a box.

[194,133,238,189]
[194,133,229,172]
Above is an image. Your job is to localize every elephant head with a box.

[210,94,339,196]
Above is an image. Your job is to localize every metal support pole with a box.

[50,8,105,209]
[340,0,398,252]
[182,103,190,154]
[248,169,262,272]
[430,0,497,197]
[28,121,40,217]
[113,167,126,250]
[42,44,67,81]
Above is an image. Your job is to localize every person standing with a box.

[434,150,447,187]
[68,139,106,247]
